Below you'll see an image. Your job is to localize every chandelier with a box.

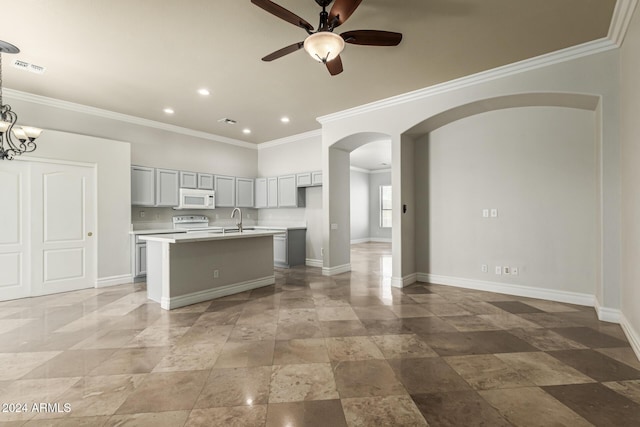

[0,40,42,160]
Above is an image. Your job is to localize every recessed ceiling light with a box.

[243,128,251,134]
[197,88,210,96]
[281,116,290,123]
[163,108,174,114]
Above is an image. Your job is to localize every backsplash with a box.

[131,207,258,229]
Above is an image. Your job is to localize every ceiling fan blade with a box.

[251,0,314,31]
[341,30,403,46]
[329,0,363,28]
[262,41,305,61]
[326,55,343,76]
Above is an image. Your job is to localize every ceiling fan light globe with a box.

[304,32,345,63]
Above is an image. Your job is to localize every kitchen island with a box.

[139,230,279,310]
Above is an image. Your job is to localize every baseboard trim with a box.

[417,273,595,307]
[159,275,275,310]
[350,238,371,244]
[595,299,622,323]
[391,273,417,288]
[322,263,351,276]
[620,314,640,362]
[305,258,323,268]
[350,238,392,244]
[96,274,133,288]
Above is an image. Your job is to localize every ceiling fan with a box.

[251,0,402,76]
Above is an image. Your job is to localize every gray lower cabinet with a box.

[135,243,147,277]
[131,166,155,206]
[273,229,306,268]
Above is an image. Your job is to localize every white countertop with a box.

[131,224,306,235]
[139,229,281,244]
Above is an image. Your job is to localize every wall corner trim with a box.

[595,298,622,323]
[391,273,417,288]
[608,0,639,46]
[96,274,133,288]
[322,263,351,276]
[620,314,640,362]
[417,273,596,307]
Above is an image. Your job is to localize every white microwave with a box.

[175,188,215,210]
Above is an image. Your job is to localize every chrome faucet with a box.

[231,208,243,232]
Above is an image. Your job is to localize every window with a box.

[380,185,392,228]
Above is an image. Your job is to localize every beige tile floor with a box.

[1,242,640,426]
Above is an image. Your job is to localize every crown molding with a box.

[257,129,322,150]
[317,38,616,125]
[608,0,639,46]
[349,166,392,174]
[4,88,258,150]
[350,166,370,173]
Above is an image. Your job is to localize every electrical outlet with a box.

[213,269,219,278]
[495,266,502,275]
[481,264,488,273]
[482,209,489,218]
[511,267,519,276]
[155,213,160,220]
[139,211,145,218]
[504,266,510,274]
[491,209,498,218]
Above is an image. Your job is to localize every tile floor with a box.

[1,242,639,426]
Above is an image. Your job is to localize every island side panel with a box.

[145,240,169,305]
[167,235,274,306]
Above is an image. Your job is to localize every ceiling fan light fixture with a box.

[303,32,344,63]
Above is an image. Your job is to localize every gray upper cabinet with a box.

[255,178,267,208]
[311,171,322,186]
[236,178,254,208]
[215,175,236,207]
[180,171,197,189]
[278,175,305,207]
[155,168,179,207]
[198,173,214,190]
[296,172,312,187]
[267,177,278,208]
[131,166,155,206]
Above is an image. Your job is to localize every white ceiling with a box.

[350,139,391,171]
[2,0,616,143]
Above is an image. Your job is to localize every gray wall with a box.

[620,6,640,346]
[350,170,370,242]
[415,106,598,295]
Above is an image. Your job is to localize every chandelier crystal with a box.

[0,40,42,160]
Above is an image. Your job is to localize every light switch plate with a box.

[491,209,498,218]
[482,209,489,218]
[331,223,338,230]
[495,266,502,275]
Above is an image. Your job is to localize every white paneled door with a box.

[0,161,29,300]
[0,160,96,301]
